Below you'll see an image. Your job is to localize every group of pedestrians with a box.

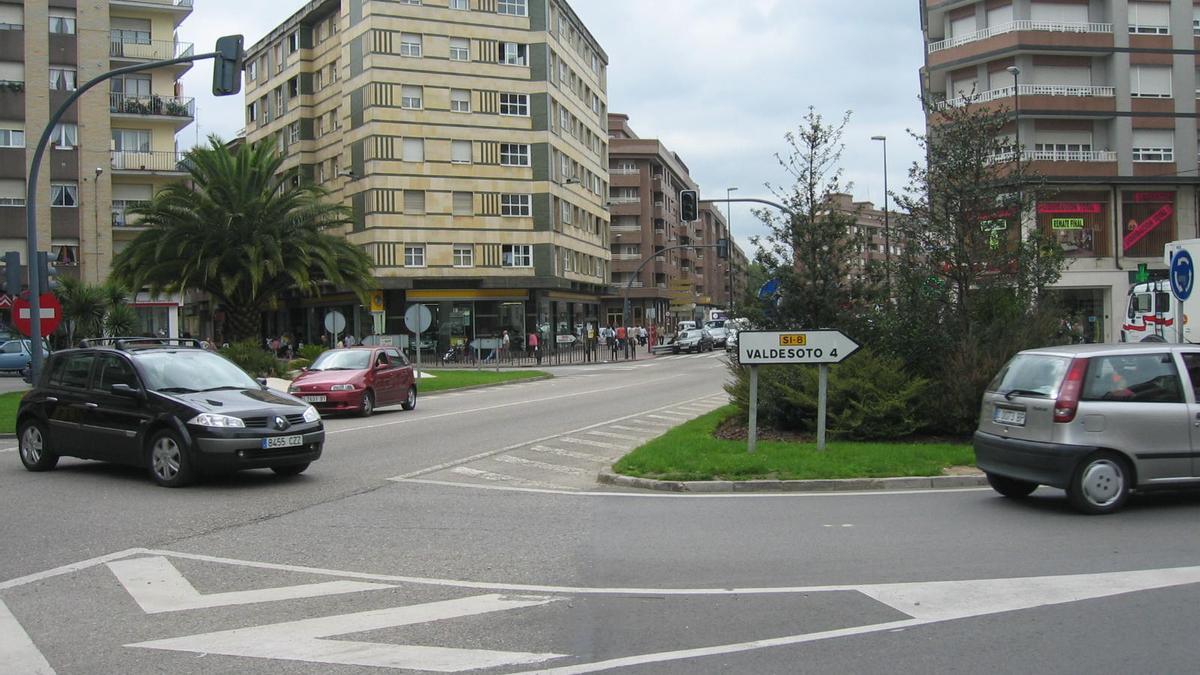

[599,324,648,360]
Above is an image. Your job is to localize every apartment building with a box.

[920,0,1200,342]
[824,193,897,283]
[244,0,609,351]
[605,113,745,329]
[697,200,748,314]
[0,0,193,335]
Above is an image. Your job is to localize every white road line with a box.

[644,414,682,422]
[0,599,55,674]
[655,411,692,418]
[0,446,16,454]
[556,436,626,450]
[583,430,641,442]
[495,455,587,475]
[529,445,608,462]
[609,424,661,433]
[389,392,719,480]
[0,547,150,592]
[451,467,566,490]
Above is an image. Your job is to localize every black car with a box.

[15,338,323,487]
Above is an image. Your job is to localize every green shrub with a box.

[725,347,929,440]
[287,358,312,371]
[220,340,282,377]
[298,344,326,362]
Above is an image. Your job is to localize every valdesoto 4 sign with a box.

[738,330,860,365]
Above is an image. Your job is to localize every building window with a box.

[449,37,469,61]
[497,0,527,17]
[404,245,425,267]
[245,60,257,82]
[1132,129,1174,162]
[1129,2,1170,35]
[451,140,472,164]
[452,191,473,215]
[288,121,301,144]
[0,127,24,148]
[500,143,529,166]
[52,123,78,149]
[450,0,469,9]
[502,244,532,267]
[402,137,424,162]
[501,194,531,216]
[453,245,473,267]
[1122,190,1176,257]
[404,190,425,214]
[400,33,422,57]
[450,89,471,113]
[498,42,527,66]
[401,85,422,109]
[112,74,152,97]
[48,10,75,35]
[50,67,76,91]
[0,178,24,206]
[1131,65,1172,98]
[288,31,300,54]
[499,93,528,116]
[51,183,78,207]
[561,200,572,225]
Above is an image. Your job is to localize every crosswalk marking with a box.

[584,430,642,442]
[644,414,682,422]
[557,436,627,450]
[0,599,53,675]
[494,455,588,475]
[609,424,660,433]
[451,467,566,490]
[529,445,608,462]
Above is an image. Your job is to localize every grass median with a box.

[612,405,974,482]
[417,368,548,393]
[0,390,23,435]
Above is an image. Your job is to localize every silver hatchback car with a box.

[974,343,1200,514]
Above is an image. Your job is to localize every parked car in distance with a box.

[16,338,324,487]
[0,339,50,373]
[289,346,416,417]
[703,320,731,348]
[673,328,715,354]
[974,342,1200,514]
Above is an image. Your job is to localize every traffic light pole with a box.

[23,51,222,383]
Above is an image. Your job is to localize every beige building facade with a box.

[245,0,609,351]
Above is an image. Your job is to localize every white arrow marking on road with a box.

[107,556,393,614]
[0,599,54,674]
[128,594,567,672]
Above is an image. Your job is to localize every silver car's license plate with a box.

[262,435,304,449]
[994,407,1025,426]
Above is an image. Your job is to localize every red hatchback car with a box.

[288,346,416,416]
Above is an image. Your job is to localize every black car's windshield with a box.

[136,350,259,392]
[309,349,371,371]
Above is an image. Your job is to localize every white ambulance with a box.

[1120,239,1200,343]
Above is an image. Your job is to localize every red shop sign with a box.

[1132,191,1174,203]
[1038,202,1104,214]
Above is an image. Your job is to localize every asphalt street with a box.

[2,350,1199,674]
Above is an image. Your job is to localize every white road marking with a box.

[643,414,681,422]
[0,598,54,674]
[609,424,662,433]
[495,455,588,475]
[583,430,642,442]
[0,547,149,592]
[451,467,568,490]
[556,436,626,450]
[107,556,392,614]
[529,445,609,462]
[128,594,567,672]
[395,478,991,500]
[0,446,16,454]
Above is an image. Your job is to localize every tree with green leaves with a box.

[57,276,139,345]
[110,137,374,342]
[747,108,873,332]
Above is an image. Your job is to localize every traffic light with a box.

[3,251,19,297]
[212,35,245,96]
[716,237,729,259]
[37,251,59,295]
[680,189,698,222]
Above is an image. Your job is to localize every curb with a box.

[418,374,553,396]
[597,469,988,493]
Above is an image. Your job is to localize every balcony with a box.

[609,197,640,205]
[110,39,194,62]
[928,21,1113,54]
[937,84,1115,110]
[988,149,1117,164]
[110,150,187,173]
[110,93,195,120]
[112,200,150,227]
[609,167,638,175]
[612,253,642,261]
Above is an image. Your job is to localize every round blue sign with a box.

[1170,249,1194,301]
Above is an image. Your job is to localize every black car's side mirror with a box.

[111,383,143,399]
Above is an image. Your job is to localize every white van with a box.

[1122,280,1174,343]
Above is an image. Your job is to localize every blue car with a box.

[0,339,49,374]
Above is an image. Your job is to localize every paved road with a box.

[2,350,1199,673]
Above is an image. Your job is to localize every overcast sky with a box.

[178,0,926,256]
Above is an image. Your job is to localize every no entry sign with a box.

[12,293,62,337]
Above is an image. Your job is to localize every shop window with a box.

[1037,197,1110,258]
[1122,191,1176,257]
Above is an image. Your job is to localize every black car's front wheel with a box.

[148,429,194,487]
[18,420,58,472]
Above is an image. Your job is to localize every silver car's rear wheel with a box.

[1067,452,1130,515]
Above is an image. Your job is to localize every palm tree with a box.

[110,137,374,341]
[57,277,141,344]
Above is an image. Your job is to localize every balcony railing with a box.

[610,167,639,175]
[613,253,641,261]
[110,39,194,61]
[110,150,187,172]
[611,224,640,232]
[0,23,22,31]
[112,200,150,227]
[110,93,195,118]
[928,20,1113,53]
[937,84,1115,109]
[609,196,639,204]
[986,149,1117,164]
[112,0,193,6]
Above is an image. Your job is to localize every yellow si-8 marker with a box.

[778,334,806,346]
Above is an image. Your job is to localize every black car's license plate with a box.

[262,435,304,449]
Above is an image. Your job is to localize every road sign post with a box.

[404,304,432,377]
[1169,248,1194,344]
[738,330,860,452]
[12,293,62,338]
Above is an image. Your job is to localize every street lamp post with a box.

[725,187,737,312]
[869,136,889,293]
[1006,65,1021,161]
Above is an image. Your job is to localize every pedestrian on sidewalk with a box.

[528,330,541,365]
[615,324,627,360]
[607,323,619,361]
